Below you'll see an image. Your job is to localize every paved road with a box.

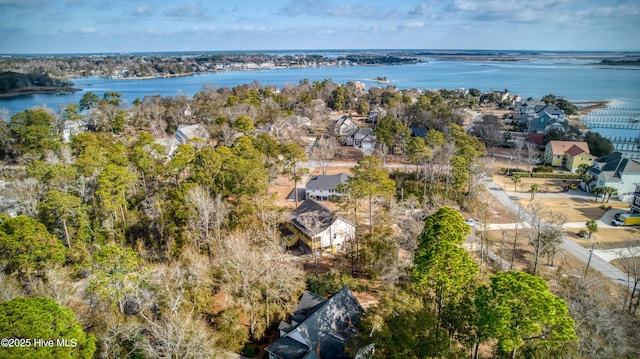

[483,179,633,290]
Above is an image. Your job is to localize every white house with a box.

[156,123,209,156]
[285,199,355,254]
[589,152,640,202]
[305,173,350,201]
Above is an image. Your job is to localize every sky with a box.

[1,0,639,54]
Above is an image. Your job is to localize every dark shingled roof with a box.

[266,286,364,359]
[592,151,640,182]
[290,199,337,238]
[305,173,350,190]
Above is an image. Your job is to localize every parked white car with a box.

[465,218,478,228]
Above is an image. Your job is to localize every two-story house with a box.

[346,128,376,150]
[305,173,350,201]
[588,152,640,202]
[544,140,593,172]
[285,199,355,254]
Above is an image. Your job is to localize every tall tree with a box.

[0,215,66,279]
[8,108,59,156]
[280,143,307,207]
[348,155,395,235]
[476,271,578,359]
[0,297,96,358]
[410,207,478,318]
[86,244,144,315]
[584,132,614,157]
[37,189,90,248]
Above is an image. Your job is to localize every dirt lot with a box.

[568,227,640,248]
[515,197,631,222]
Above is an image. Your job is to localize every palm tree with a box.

[585,219,598,239]
[529,184,539,200]
[511,174,521,192]
[603,186,618,203]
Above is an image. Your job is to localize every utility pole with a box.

[584,242,596,279]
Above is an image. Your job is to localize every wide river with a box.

[2,56,640,138]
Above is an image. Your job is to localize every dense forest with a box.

[0,71,77,95]
[0,80,638,358]
[0,53,419,79]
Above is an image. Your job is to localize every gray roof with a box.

[592,151,640,182]
[354,127,375,137]
[290,199,337,237]
[534,105,564,117]
[305,173,350,190]
[266,286,364,359]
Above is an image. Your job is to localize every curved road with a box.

[483,179,632,290]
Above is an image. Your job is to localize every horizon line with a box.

[2,48,640,57]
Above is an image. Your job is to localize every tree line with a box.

[0,53,419,79]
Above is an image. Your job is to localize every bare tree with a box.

[140,310,215,359]
[618,243,640,314]
[10,178,46,217]
[310,136,337,175]
[526,202,566,274]
[217,232,305,340]
[525,141,539,171]
[186,185,229,258]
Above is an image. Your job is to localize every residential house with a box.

[631,183,640,214]
[285,199,355,254]
[588,152,640,202]
[157,123,209,156]
[515,97,545,124]
[305,173,350,201]
[528,105,566,133]
[61,119,86,143]
[265,286,364,359]
[346,128,376,150]
[544,141,591,169]
[333,115,358,137]
[564,145,595,173]
[366,107,386,124]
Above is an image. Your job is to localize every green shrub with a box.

[532,165,554,173]
[530,173,581,179]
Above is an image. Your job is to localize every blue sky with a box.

[1,0,639,54]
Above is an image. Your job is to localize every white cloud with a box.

[80,27,96,33]
[132,4,155,17]
[397,21,425,31]
[165,1,209,19]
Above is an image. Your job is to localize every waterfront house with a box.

[544,140,591,169]
[305,173,350,201]
[265,286,364,359]
[284,199,355,254]
[564,145,595,173]
[588,152,640,201]
[515,97,545,124]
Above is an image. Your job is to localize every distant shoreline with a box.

[0,86,82,98]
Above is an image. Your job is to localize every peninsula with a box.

[0,53,420,81]
[0,71,80,98]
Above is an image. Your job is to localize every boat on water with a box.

[373,76,390,83]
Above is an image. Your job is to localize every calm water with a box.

[2,57,640,136]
